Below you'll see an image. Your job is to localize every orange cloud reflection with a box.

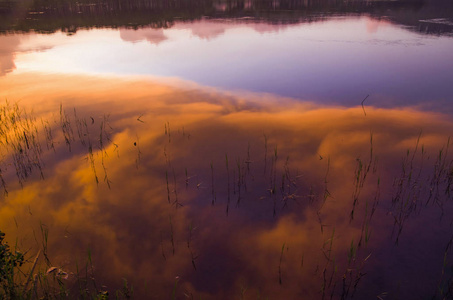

[0,35,20,75]
[0,72,452,299]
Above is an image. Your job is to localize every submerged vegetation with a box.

[0,95,453,299]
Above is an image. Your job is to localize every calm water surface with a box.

[4,16,453,109]
[0,0,453,299]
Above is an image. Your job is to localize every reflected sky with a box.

[0,72,453,299]
[1,6,453,298]
[2,16,453,112]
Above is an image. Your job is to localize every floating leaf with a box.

[46,267,58,274]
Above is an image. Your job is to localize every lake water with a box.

[0,0,453,299]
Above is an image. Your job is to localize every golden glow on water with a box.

[0,72,452,298]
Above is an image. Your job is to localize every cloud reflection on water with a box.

[3,16,452,112]
[0,73,452,299]
[0,35,21,75]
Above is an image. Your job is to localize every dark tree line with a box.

[0,0,451,35]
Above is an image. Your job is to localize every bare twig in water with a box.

[279,242,286,285]
[361,95,369,116]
